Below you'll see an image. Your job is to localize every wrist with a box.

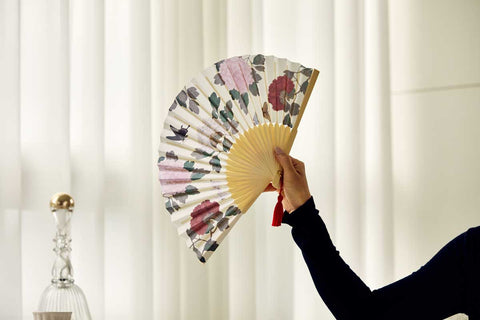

[291,193,311,212]
[282,196,316,226]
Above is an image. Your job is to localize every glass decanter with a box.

[38,193,92,320]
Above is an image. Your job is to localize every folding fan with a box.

[157,54,318,262]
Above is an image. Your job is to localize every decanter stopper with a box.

[37,193,92,320]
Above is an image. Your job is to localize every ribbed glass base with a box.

[38,284,91,320]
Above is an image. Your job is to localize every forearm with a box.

[282,196,373,319]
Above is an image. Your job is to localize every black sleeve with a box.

[282,196,470,320]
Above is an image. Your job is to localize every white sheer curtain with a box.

[0,0,394,319]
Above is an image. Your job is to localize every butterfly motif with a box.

[167,124,190,141]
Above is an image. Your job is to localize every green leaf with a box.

[241,93,249,107]
[291,103,300,116]
[157,156,165,162]
[301,68,313,77]
[253,54,265,65]
[225,205,241,217]
[214,60,224,72]
[173,192,187,203]
[205,224,215,234]
[300,80,309,94]
[187,87,199,99]
[165,198,179,214]
[183,161,195,172]
[166,151,178,160]
[284,70,294,79]
[188,99,199,114]
[169,100,178,111]
[186,228,196,240]
[225,101,234,119]
[209,156,221,173]
[229,89,240,100]
[176,90,187,108]
[212,108,218,119]
[209,92,220,109]
[191,148,214,159]
[283,114,292,127]
[204,239,219,251]
[191,168,209,180]
[249,83,259,96]
[230,120,239,135]
[252,69,262,82]
[254,65,265,72]
[165,199,174,214]
[210,132,223,147]
[191,172,207,180]
[222,138,233,152]
[219,110,228,123]
[214,73,225,85]
[185,185,200,195]
[193,246,206,263]
[217,217,229,231]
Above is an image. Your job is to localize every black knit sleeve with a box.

[281,196,470,320]
[282,196,373,319]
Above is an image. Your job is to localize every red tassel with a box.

[271,181,284,227]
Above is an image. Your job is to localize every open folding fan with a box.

[157,54,318,262]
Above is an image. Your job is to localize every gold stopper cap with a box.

[50,193,75,212]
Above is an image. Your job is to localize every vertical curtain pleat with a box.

[69,0,105,318]
[104,0,152,319]
[334,0,363,276]
[104,1,132,316]
[0,1,22,319]
[363,0,394,288]
[20,0,71,316]
[152,0,181,319]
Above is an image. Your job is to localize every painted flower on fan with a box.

[157,158,191,196]
[268,75,295,111]
[219,57,254,94]
[190,200,221,235]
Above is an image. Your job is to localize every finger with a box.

[274,147,296,174]
[290,158,306,174]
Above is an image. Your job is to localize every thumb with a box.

[274,147,295,174]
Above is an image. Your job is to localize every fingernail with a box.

[275,147,284,154]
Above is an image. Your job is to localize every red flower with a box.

[190,200,221,235]
[268,75,295,111]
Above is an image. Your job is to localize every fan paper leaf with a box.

[209,92,220,109]
[192,148,214,159]
[253,54,265,65]
[204,239,219,252]
[176,90,187,107]
[225,205,241,217]
[209,156,221,172]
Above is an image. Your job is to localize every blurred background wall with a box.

[0,0,479,319]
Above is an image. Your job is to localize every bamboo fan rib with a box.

[157,54,318,262]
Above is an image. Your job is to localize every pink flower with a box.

[157,158,191,196]
[190,200,221,235]
[219,57,254,94]
[268,75,295,111]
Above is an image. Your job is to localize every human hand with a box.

[264,147,311,213]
